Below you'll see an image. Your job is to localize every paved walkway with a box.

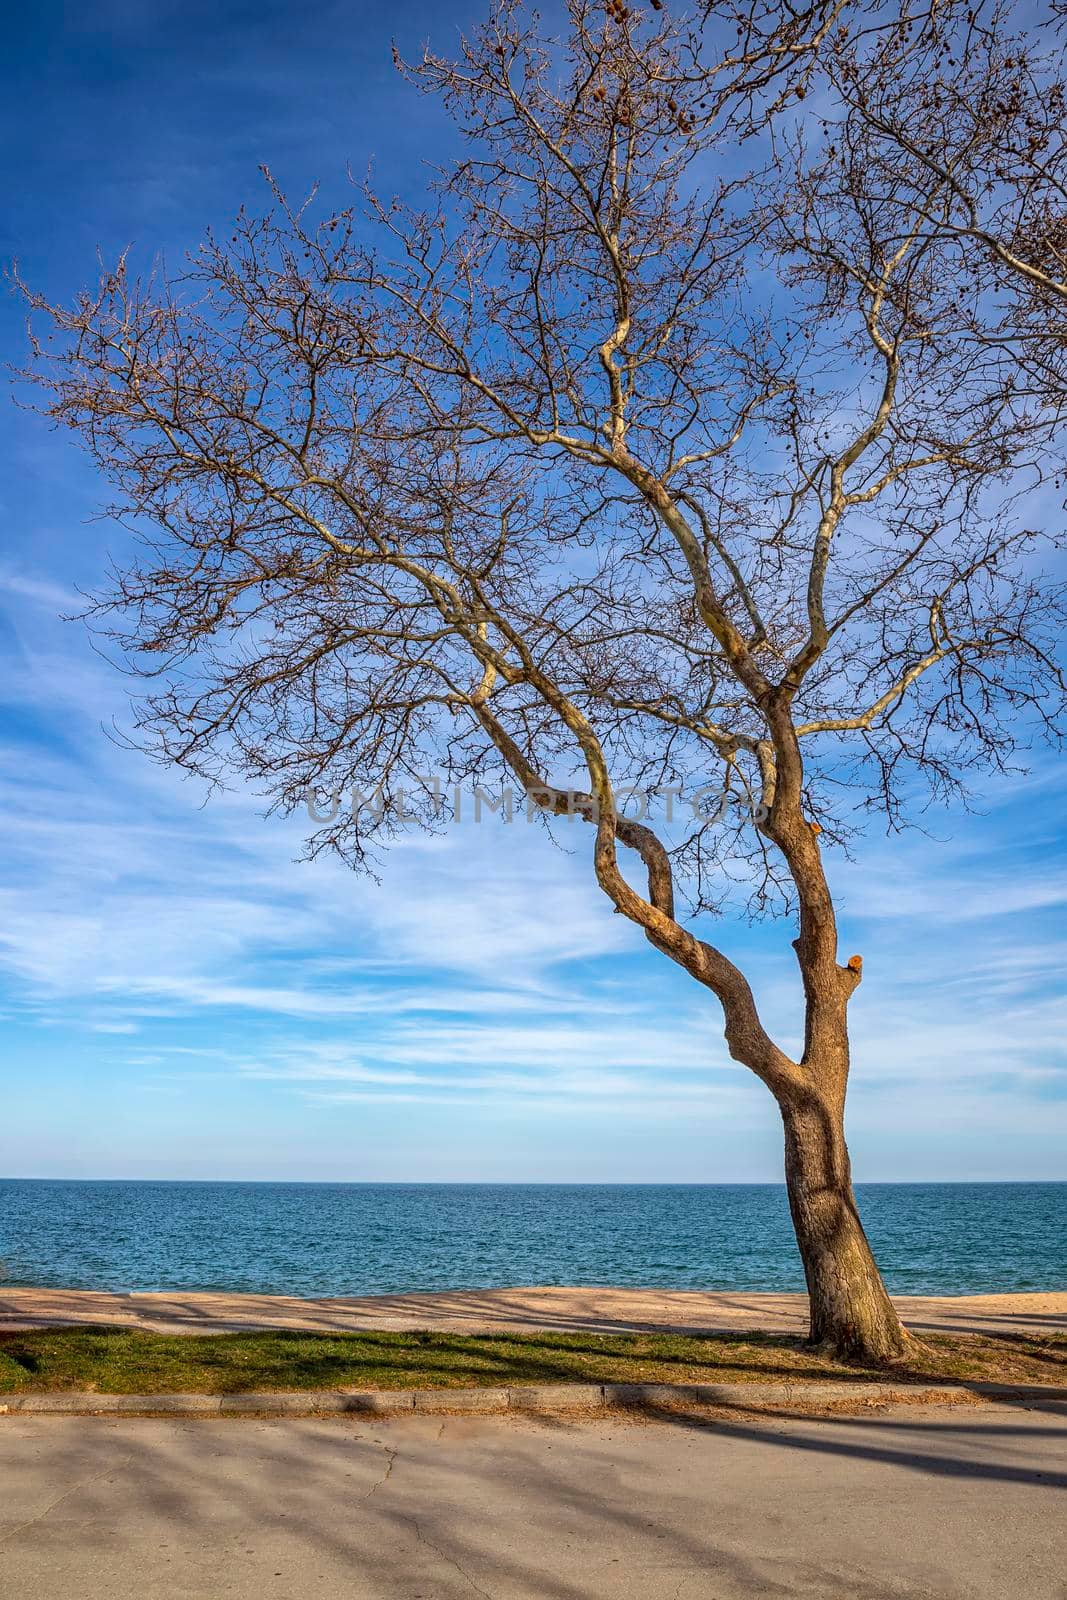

[0,1406,1063,1597]
[1,1285,1064,1338]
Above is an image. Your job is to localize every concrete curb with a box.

[0,1380,1062,1419]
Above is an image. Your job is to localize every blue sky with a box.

[0,0,1064,1183]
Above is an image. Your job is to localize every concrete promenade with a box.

[1,1406,1064,1598]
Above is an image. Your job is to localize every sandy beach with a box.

[1,1284,1063,1338]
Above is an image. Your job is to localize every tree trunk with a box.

[779,1083,910,1362]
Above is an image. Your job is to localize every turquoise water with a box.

[0,1181,1063,1298]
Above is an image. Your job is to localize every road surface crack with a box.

[409,1516,495,1599]
[363,1441,398,1499]
[0,1453,134,1549]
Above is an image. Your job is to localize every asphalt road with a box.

[1,1404,1064,1598]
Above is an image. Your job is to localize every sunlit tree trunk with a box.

[778,1077,907,1360]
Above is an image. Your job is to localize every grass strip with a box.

[0,1325,1063,1396]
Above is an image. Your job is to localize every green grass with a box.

[0,1325,1063,1395]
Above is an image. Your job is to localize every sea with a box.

[0,1181,1063,1299]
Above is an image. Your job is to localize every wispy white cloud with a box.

[0,552,1064,1179]
[0,567,82,613]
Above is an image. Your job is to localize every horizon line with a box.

[2,1176,1064,1187]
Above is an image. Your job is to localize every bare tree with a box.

[808,0,1067,411]
[19,0,1065,1360]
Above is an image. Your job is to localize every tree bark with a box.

[779,1082,910,1362]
